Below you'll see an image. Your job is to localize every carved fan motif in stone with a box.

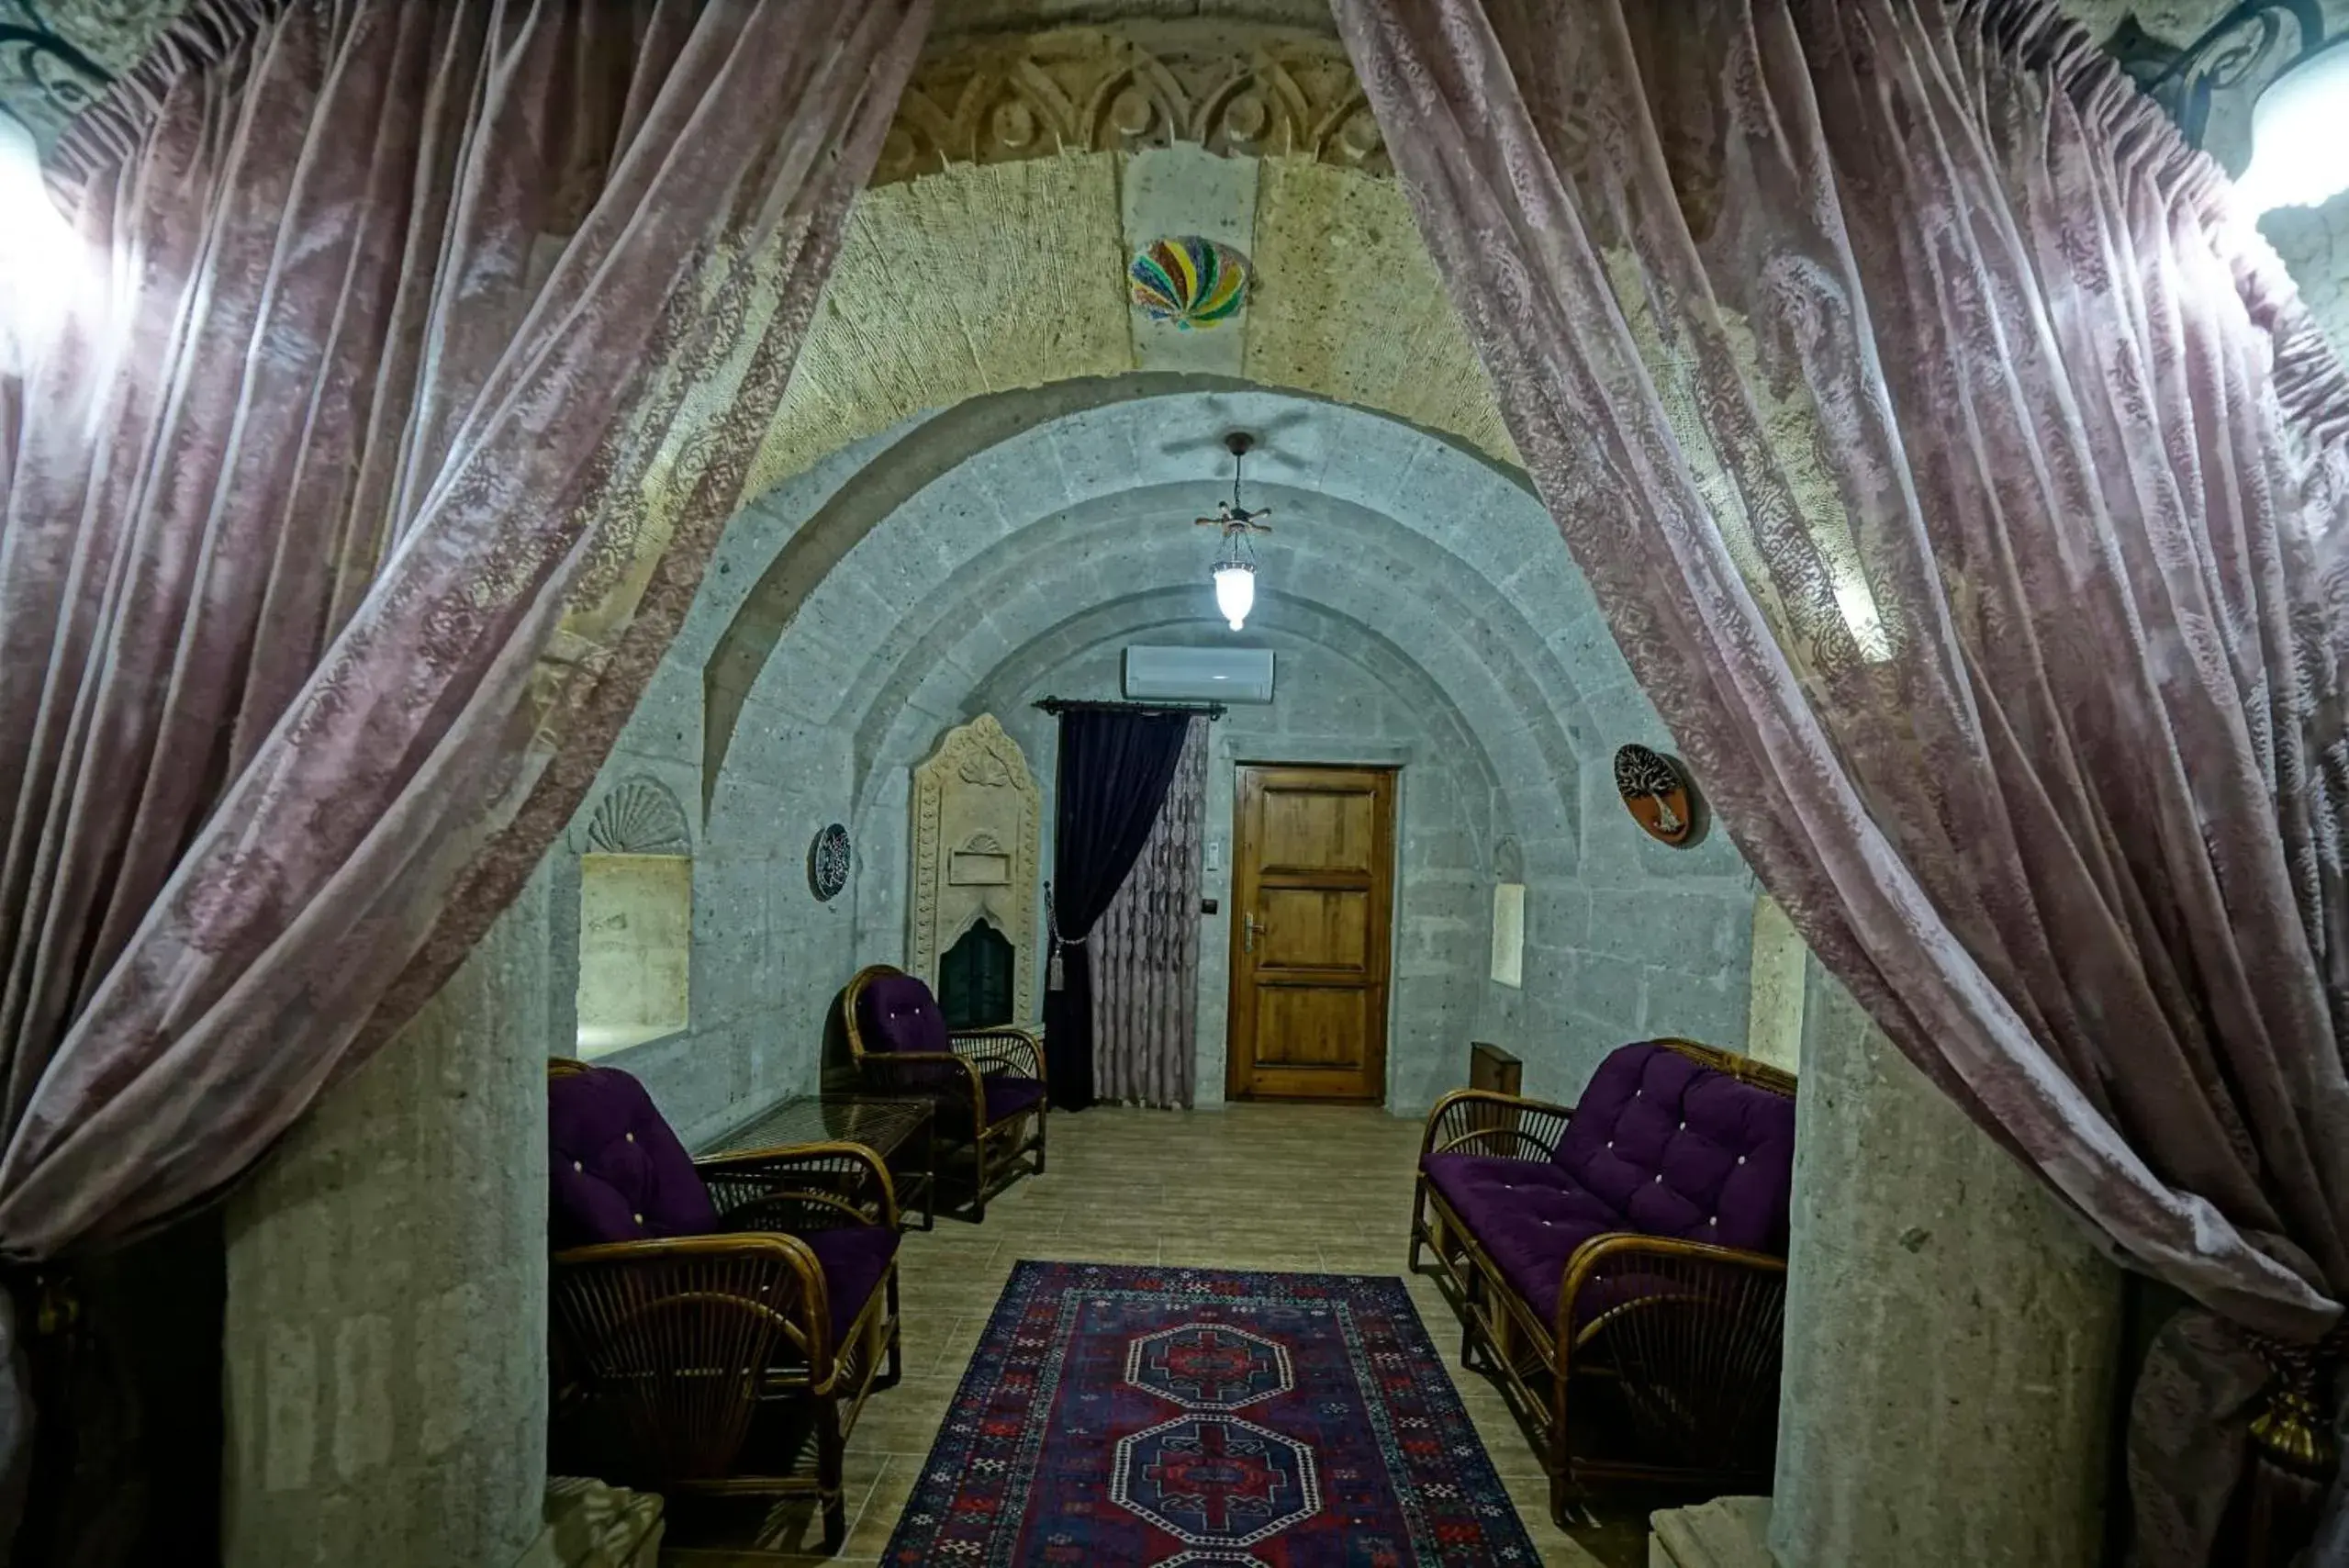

[1614,745,1697,847]
[586,778,691,856]
[959,751,1014,787]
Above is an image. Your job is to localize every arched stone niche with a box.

[911,715,1043,1025]
[576,777,694,1057]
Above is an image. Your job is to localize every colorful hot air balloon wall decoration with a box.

[1129,236,1251,330]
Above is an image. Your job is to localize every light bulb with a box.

[1213,562,1255,631]
[2235,44,2349,215]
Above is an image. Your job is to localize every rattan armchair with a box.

[842,964,1046,1220]
[549,1139,903,1552]
[1410,1039,1795,1525]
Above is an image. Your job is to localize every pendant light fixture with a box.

[1196,431,1272,632]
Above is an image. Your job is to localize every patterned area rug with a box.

[884,1261,1538,1565]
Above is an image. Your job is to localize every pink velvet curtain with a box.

[0,0,924,1518]
[1336,0,2349,1559]
[1092,718,1207,1108]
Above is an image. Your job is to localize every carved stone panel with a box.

[871,23,1390,186]
[911,715,1042,1024]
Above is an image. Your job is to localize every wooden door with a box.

[1226,765,1396,1102]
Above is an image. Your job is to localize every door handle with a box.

[1244,913,1263,955]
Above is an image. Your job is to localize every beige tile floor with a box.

[665,1102,1649,1567]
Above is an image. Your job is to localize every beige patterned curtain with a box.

[1091,720,1208,1107]
[0,2,926,1548]
[1334,0,2349,1559]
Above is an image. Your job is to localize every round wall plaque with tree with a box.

[1614,744,1704,847]
[808,823,852,901]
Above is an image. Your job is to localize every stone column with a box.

[1769,965,2123,1568]
[221,870,552,1567]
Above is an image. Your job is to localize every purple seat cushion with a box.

[858,973,949,1057]
[1552,1042,1795,1256]
[548,1065,719,1249]
[982,1074,1046,1124]
[802,1225,899,1345]
[1421,1153,1618,1324]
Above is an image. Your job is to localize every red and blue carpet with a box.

[884,1261,1538,1565]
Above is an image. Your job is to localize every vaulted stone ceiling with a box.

[0,0,2256,154]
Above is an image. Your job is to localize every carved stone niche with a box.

[910,714,1043,1025]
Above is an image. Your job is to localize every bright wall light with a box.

[0,110,84,375]
[2235,43,2349,215]
[1213,561,1256,631]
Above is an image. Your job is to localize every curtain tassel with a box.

[2224,1328,2343,1567]
[1046,884,1067,991]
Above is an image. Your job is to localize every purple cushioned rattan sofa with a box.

[842,964,1046,1219]
[544,1059,904,1552]
[1409,1037,1796,1524]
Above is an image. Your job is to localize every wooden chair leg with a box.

[1548,1379,1573,1531]
[970,1136,990,1223]
[818,1394,847,1551]
[1034,1114,1047,1174]
[878,1270,903,1387]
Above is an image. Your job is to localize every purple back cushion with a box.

[1554,1041,1795,1255]
[859,973,948,1056]
[547,1064,719,1249]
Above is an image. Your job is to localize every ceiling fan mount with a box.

[1197,430,1271,534]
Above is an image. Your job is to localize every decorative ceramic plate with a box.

[809,823,851,901]
[1129,235,1250,330]
[1614,744,1699,846]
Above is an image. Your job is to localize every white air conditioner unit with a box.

[1123,645,1275,704]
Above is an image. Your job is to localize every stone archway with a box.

[207,16,2145,1565]
[730,17,1515,509]
[679,383,1760,1118]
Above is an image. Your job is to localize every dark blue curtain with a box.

[1044,710,1191,1110]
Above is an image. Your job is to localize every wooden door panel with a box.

[1257,888,1369,971]
[1227,765,1396,1103]
[1259,788,1375,874]
[1252,987,1369,1067]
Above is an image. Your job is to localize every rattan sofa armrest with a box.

[1420,1087,1575,1162]
[697,1139,900,1232]
[950,1025,1046,1085]
[550,1231,837,1374]
[551,1231,821,1268]
[1554,1231,1787,1351]
[858,1049,987,1107]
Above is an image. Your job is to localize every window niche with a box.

[939,918,1016,1029]
[910,715,1042,1025]
[575,778,693,1058]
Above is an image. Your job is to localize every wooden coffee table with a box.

[702,1094,938,1230]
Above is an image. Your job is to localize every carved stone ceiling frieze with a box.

[875,21,1386,184]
